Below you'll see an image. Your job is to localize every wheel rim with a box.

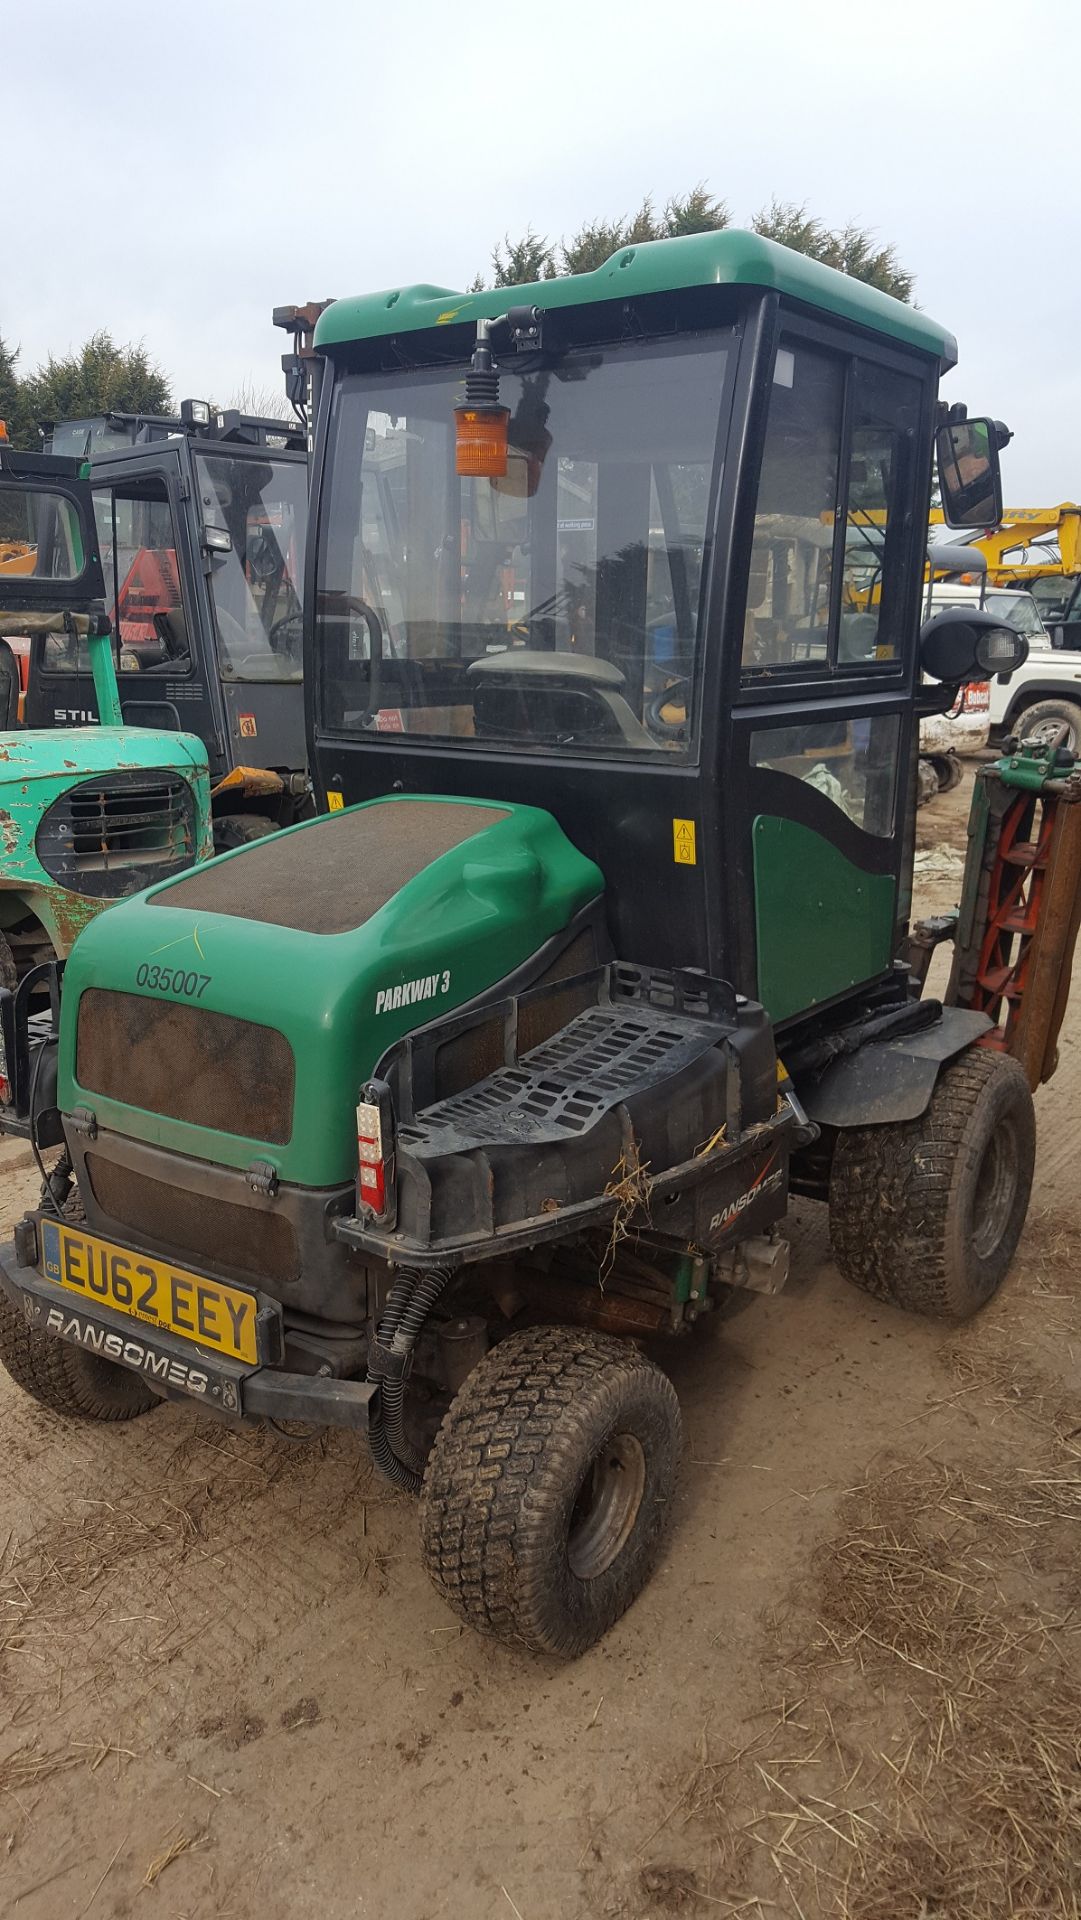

[1025,717,1077,753]
[971,1112,1020,1260]
[567,1432,647,1581]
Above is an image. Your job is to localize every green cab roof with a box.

[315,228,957,368]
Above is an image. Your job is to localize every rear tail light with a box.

[356,1079,396,1222]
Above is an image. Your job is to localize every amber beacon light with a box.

[454,318,510,477]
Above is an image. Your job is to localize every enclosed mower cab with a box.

[0,234,1044,1656]
[32,407,310,851]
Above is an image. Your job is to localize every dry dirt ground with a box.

[2,763,1080,1920]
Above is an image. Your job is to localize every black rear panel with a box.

[76,991,295,1143]
[84,1153,301,1287]
[152,799,508,933]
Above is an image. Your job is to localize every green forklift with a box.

[0,439,212,1141]
[0,233,1050,1655]
[36,404,310,851]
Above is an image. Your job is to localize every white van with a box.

[921,582,1047,757]
[987,604,1081,752]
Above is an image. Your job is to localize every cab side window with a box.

[743,347,842,671]
[840,362,921,667]
[92,483,187,673]
[749,713,901,837]
[743,342,921,678]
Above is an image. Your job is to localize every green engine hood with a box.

[0,725,211,955]
[59,794,604,1187]
[0,725,207,785]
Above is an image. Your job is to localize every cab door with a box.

[726,328,932,1026]
[1,453,107,726]
[91,449,224,768]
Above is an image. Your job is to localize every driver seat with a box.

[468,650,654,748]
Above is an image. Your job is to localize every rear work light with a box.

[356,1078,396,1222]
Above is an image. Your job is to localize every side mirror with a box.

[935,417,1005,529]
[920,605,1028,685]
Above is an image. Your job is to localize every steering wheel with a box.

[646,675,690,741]
[268,609,304,654]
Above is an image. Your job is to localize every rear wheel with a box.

[829,1049,1035,1320]
[419,1324,681,1656]
[213,812,276,855]
[1016,698,1081,755]
[0,1189,157,1421]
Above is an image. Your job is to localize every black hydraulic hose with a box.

[366,1265,452,1493]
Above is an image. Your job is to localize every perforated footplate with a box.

[340,963,787,1262]
[400,1004,726,1156]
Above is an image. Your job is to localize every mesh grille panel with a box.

[153,800,508,934]
[84,1154,300,1287]
[77,991,295,1143]
[35,771,197,899]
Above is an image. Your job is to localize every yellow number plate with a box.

[40,1218,260,1365]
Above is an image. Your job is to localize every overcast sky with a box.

[8,1,1079,502]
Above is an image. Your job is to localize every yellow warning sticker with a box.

[327,790,344,812]
[673,818,697,865]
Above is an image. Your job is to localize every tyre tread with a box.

[829,1048,1034,1319]
[420,1325,680,1656]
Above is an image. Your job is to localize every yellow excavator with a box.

[930,503,1081,637]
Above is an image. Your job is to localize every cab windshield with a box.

[317,333,734,754]
[987,590,1046,641]
[196,453,307,683]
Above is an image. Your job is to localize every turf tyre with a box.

[419,1324,681,1656]
[0,1190,157,1420]
[829,1048,1035,1320]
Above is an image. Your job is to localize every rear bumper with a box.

[0,1235,377,1432]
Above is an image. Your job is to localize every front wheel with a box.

[419,1325,681,1657]
[213,812,277,855]
[829,1049,1035,1320]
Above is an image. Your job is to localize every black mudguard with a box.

[795,1006,993,1129]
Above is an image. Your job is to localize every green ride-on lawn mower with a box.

[0,232,1052,1656]
[0,440,211,1142]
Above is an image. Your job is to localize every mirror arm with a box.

[915,681,963,718]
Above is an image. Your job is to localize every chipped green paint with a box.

[0,725,213,959]
[0,450,213,963]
